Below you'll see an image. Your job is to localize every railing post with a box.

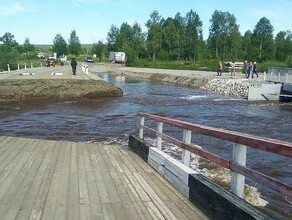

[17,63,20,70]
[7,64,10,72]
[263,71,266,81]
[24,63,27,69]
[139,117,145,139]
[156,122,163,150]
[31,62,33,68]
[231,144,247,198]
[182,129,191,167]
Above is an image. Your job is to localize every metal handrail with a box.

[137,112,292,199]
[264,67,292,83]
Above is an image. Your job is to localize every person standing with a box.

[244,60,249,77]
[231,61,236,76]
[217,61,222,76]
[253,61,258,77]
[71,58,77,75]
[247,61,254,79]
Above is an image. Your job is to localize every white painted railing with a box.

[1,62,44,73]
[137,112,292,200]
[264,67,292,83]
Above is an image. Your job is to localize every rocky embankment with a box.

[0,79,123,103]
[201,78,264,99]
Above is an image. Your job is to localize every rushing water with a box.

[0,73,291,219]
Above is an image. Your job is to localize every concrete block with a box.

[248,83,282,101]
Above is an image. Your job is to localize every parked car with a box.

[46,58,55,67]
[84,57,94,63]
[37,52,45,59]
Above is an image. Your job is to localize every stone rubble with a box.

[201,78,264,99]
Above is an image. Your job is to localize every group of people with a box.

[244,60,258,78]
[217,60,258,78]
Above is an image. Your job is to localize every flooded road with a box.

[0,73,291,218]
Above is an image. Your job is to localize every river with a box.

[0,72,291,219]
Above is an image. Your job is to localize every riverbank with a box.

[0,65,123,103]
[0,79,122,103]
[89,63,265,99]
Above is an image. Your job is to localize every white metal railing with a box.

[1,62,43,73]
[137,112,292,200]
[264,67,292,83]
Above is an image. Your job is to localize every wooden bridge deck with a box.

[0,136,207,220]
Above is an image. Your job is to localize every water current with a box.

[0,72,291,219]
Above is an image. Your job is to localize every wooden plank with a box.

[127,147,208,220]
[105,146,156,219]
[109,145,154,219]
[0,137,210,220]
[14,139,55,220]
[76,142,91,220]
[28,139,60,220]
[88,145,111,203]
[0,138,36,203]
[144,201,165,220]
[97,145,128,219]
[133,172,178,220]
[0,137,31,177]
[0,136,13,155]
[67,142,80,220]
[0,138,44,219]
[103,145,143,219]
[41,140,67,220]
[89,144,124,219]
[82,143,104,220]
[123,145,203,219]
[54,141,72,220]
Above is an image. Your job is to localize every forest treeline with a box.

[1,9,291,71]
[106,10,292,65]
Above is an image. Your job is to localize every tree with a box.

[68,30,82,56]
[275,30,292,62]
[146,10,163,61]
[185,10,204,61]
[162,18,177,59]
[131,22,146,60]
[0,32,18,52]
[116,22,132,49]
[172,12,186,60]
[107,25,119,52]
[208,10,241,60]
[0,32,18,46]
[52,34,67,56]
[91,41,106,61]
[242,30,253,60]
[23,37,35,53]
[252,17,275,61]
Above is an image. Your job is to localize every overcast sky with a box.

[0,0,291,44]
